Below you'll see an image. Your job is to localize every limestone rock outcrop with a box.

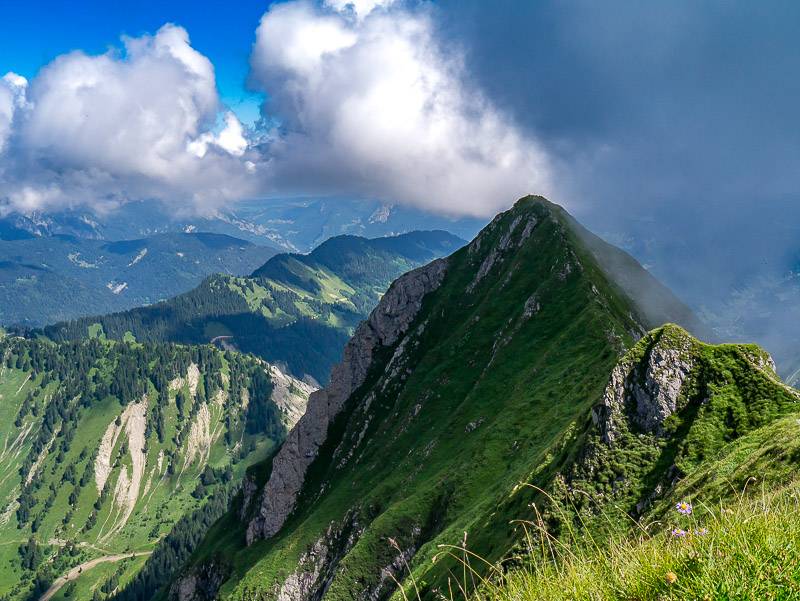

[245,258,448,543]
[593,326,695,443]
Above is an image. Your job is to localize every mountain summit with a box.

[144,196,770,601]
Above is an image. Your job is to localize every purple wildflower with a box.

[676,501,693,515]
[671,528,687,538]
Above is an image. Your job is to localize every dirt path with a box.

[39,551,152,601]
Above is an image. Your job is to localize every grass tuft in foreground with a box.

[427,482,800,601]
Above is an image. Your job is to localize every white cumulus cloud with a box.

[1,5,553,218]
[0,24,256,214]
[188,112,249,158]
[250,1,552,217]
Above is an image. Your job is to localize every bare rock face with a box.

[466,212,538,293]
[522,294,540,319]
[238,476,259,521]
[169,561,228,601]
[593,327,695,443]
[631,345,694,432]
[274,513,362,601]
[246,258,448,544]
[267,362,316,430]
[748,351,777,375]
[270,514,422,601]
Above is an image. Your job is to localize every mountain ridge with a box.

[153,196,725,600]
[44,231,464,384]
[0,232,278,327]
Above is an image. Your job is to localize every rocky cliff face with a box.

[169,560,229,601]
[272,512,363,601]
[591,324,791,447]
[245,258,448,543]
[593,326,697,443]
[575,323,799,517]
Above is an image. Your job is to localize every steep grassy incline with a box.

[156,196,667,600]
[44,231,463,384]
[470,329,800,601]
[0,335,313,601]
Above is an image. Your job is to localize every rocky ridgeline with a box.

[592,324,787,444]
[242,203,546,547]
[592,326,698,443]
[245,258,448,543]
[571,323,800,518]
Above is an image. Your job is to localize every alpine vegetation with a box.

[0,334,312,600]
[144,197,799,601]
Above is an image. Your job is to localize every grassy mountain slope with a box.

[139,197,679,600]
[473,336,800,600]
[44,231,464,384]
[0,233,277,327]
[558,323,798,523]
[158,197,790,601]
[476,468,800,600]
[0,334,313,601]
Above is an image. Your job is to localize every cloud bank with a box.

[0,1,552,217]
[434,0,800,369]
[250,0,551,217]
[0,24,256,214]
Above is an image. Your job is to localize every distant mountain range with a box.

[0,233,277,327]
[0,197,481,333]
[0,197,484,253]
[44,230,465,384]
[5,196,800,382]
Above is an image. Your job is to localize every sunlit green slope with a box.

[140,197,710,601]
[0,334,312,601]
[44,231,463,384]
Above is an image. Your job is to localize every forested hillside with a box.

[0,334,312,601]
[0,233,277,327]
[44,231,464,383]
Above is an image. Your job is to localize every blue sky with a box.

[0,0,272,124]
